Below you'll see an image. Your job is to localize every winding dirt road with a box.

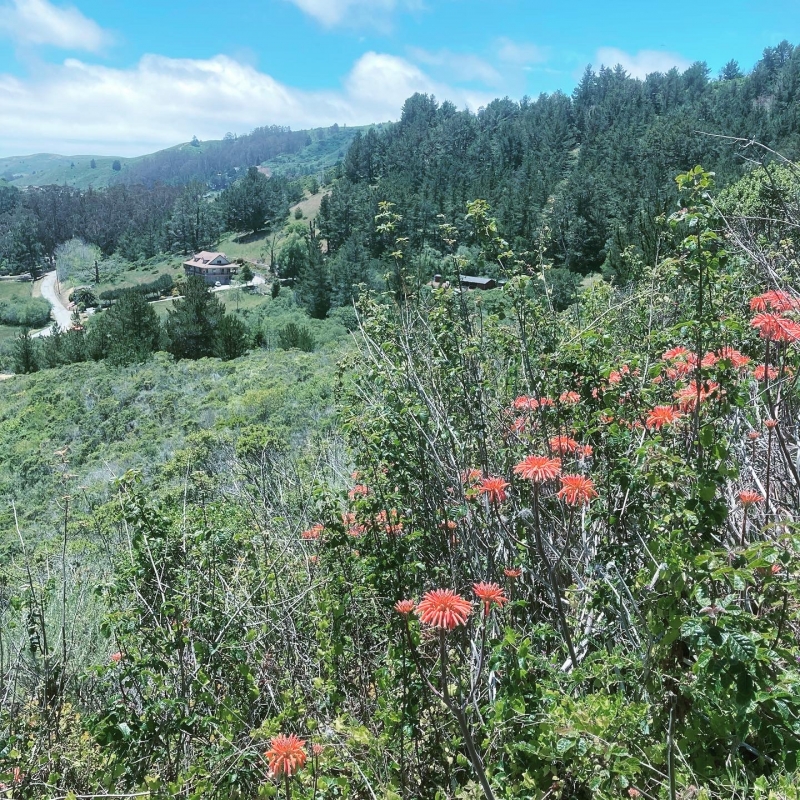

[33,271,72,337]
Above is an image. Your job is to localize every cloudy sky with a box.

[0,0,796,156]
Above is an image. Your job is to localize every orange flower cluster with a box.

[662,346,690,361]
[750,289,800,312]
[473,581,508,613]
[416,589,472,630]
[549,435,579,455]
[514,455,562,483]
[754,364,779,381]
[301,524,323,540]
[674,380,721,411]
[375,509,403,535]
[557,474,598,506]
[265,734,307,777]
[342,513,365,537]
[717,346,750,369]
[461,468,483,484]
[738,491,764,507]
[750,312,800,343]
[348,484,369,500]
[503,567,522,578]
[559,390,581,404]
[645,406,682,431]
[394,599,416,615]
[479,476,510,504]
[513,395,540,411]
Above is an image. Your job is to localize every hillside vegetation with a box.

[3,41,800,800]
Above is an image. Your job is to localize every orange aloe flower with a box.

[514,455,561,482]
[662,346,689,361]
[513,395,539,411]
[503,567,522,578]
[645,406,682,431]
[265,734,308,777]
[301,524,323,540]
[394,599,416,615]
[750,290,800,312]
[549,435,579,455]
[557,474,598,506]
[416,589,472,630]
[674,380,721,411]
[738,491,764,507]
[478,476,510,504]
[461,468,482,484]
[717,346,750,368]
[473,581,508,614]
[750,313,800,342]
[753,364,779,381]
[375,509,403,535]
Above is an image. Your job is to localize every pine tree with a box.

[214,314,249,360]
[104,289,162,365]
[12,328,38,374]
[296,237,330,319]
[164,276,224,359]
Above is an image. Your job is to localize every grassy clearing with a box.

[0,153,140,190]
[290,188,330,223]
[60,254,185,298]
[215,231,276,265]
[0,280,35,303]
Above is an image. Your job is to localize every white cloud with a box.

[284,0,419,27]
[0,0,110,51]
[408,47,503,87]
[495,38,547,66]
[594,47,692,79]
[0,52,493,156]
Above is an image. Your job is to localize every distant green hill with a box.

[0,153,136,189]
[262,124,378,178]
[0,124,375,190]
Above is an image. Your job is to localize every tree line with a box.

[0,168,303,275]
[312,40,800,299]
[13,276,248,372]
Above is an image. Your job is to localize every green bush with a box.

[277,321,315,351]
[0,296,50,327]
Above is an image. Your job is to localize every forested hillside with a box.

[3,41,800,800]
[320,41,800,286]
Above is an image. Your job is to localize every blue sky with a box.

[0,0,796,156]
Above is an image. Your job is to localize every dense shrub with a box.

[0,296,50,327]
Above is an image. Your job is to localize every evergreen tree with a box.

[214,314,249,360]
[239,263,254,284]
[164,276,225,359]
[102,289,162,365]
[296,237,330,319]
[167,182,221,254]
[12,328,38,374]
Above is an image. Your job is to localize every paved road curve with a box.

[33,271,72,337]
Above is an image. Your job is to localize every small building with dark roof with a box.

[459,275,497,290]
